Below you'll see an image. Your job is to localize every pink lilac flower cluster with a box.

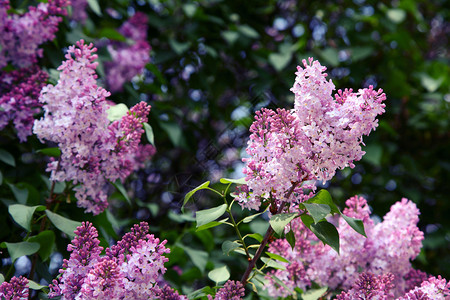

[0,0,68,68]
[236,58,386,210]
[48,221,181,299]
[337,273,450,300]
[0,66,48,141]
[105,12,151,93]
[0,276,29,299]
[265,196,428,298]
[33,40,153,214]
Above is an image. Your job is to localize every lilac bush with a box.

[0,20,447,298]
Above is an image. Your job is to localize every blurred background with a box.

[1,0,449,294]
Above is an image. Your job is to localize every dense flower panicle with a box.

[0,0,68,68]
[338,274,450,300]
[371,198,424,292]
[265,197,425,298]
[105,12,151,92]
[69,0,88,23]
[336,273,395,300]
[237,107,316,210]
[237,58,386,210]
[0,276,29,300]
[214,280,245,300]
[48,222,103,298]
[404,269,430,293]
[79,259,125,299]
[399,276,450,300]
[106,221,151,260]
[33,40,153,214]
[0,66,48,141]
[157,285,188,300]
[49,222,172,299]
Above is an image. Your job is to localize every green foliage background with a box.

[0,0,449,296]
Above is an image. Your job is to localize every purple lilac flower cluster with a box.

[48,221,180,299]
[0,66,48,141]
[236,58,386,210]
[69,0,88,23]
[0,276,29,299]
[33,40,153,214]
[213,280,246,300]
[265,196,430,298]
[0,0,68,68]
[105,12,151,93]
[337,273,450,300]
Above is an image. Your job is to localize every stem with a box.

[227,206,251,260]
[240,182,299,285]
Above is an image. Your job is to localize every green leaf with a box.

[221,30,239,44]
[0,149,15,166]
[106,103,128,122]
[112,180,131,205]
[45,210,81,238]
[169,39,191,55]
[196,204,227,227]
[222,240,241,256]
[269,213,297,236]
[302,286,328,300]
[87,0,102,16]
[98,28,126,41]
[7,183,28,204]
[160,121,187,148]
[246,233,263,243]
[219,177,247,185]
[182,246,208,273]
[0,170,2,185]
[1,241,40,263]
[286,229,296,250]
[208,265,230,285]
[363,144,383,166]
[182,181,210,211]
[196,218,229,232]
[419,73,443,92]
[241,208,267,224]
[8,204,46,232]
[303,203,331,223]
[0,273,4,284]
[27,230,55,261]
[351,46,374,62]
[387,8,406,23]
[28,280,46,290]
[182,3,197,17]
[310,221,340,254]
[318,48,339,67]
[238,25,260,39]
[265,252,290,263]
[306,190,339,214]
[144,123,155,146]
[168,210,196,223]
[301,214,314,228]
[261,257,286,270]
[36,147,61,157]
[341,214,366,237]
[269,52,291,71]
